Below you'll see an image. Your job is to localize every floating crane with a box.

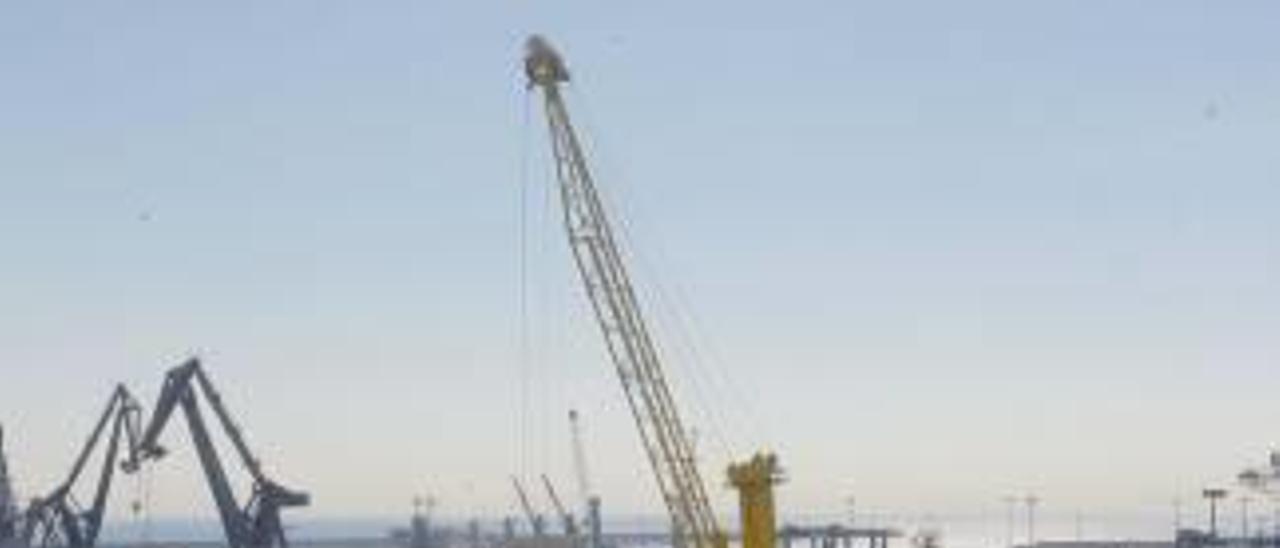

[524,36,782,548]
[21,385,142,548]
[568,410,602,548]
[130,358,308,548]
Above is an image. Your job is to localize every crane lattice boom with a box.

[524,35,726,548]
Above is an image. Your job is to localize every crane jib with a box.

[525,35,727,548]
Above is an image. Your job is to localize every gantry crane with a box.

[130,358,308,548]
[525,35,782,548]
[21,385,142,548]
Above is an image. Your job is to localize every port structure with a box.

[1201,488,1228,539]
[568,410,602,548]
[541,475,578,539]
[1237,451,1280,494]
[131,358,309,548]
[524,35,780,548]
[21,385,143,548]
[1,425,18,547]
[728,454,784,548]
[512,476,547,538]
[409,495,436,548]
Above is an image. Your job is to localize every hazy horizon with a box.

[87,509,1221,547]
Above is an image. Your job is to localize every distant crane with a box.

[1239,452,1280,538]
[1238,451,1280,493]
[568,410,602,548]
[525,35,781,548]
[130,358,309,548]
[21,385,143,548]
[511,477,546,537]
[1,424,17,546]
[541,474,578,538]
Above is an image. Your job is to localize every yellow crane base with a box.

[728,453,785,548]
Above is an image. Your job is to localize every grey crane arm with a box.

[132,358,308,548]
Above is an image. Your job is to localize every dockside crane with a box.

[21,385,142,548]
[524,36,783,548]
[540,474,577,538]
[510,477,546,537]
[130,358,308,548]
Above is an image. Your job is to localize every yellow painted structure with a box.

[728,453,784,548]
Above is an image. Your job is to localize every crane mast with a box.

[524,36,726,548]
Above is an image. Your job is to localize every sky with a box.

[1,1,1278,544]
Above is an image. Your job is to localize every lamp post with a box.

[1204,488,1230,538]
[1242,496,1253,540]
[1174,498,1184,532]
[1025,495,1040,548]
[1002,496,1019,548]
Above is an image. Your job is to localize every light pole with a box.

[1204,488,1230,538]
[1025,495,1040,548]
[1003,496,1019,548]
[1242,496,1253,539]
[1272,498,1279,540]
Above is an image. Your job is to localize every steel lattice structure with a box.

[524,35,726,548]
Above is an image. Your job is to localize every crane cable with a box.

[520,83,562,485]
[564,84,770,460]
[520,81,566,524]
[130,458,153,545]
[518,85,534,483]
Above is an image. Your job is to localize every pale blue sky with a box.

[2,1,1278,543]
